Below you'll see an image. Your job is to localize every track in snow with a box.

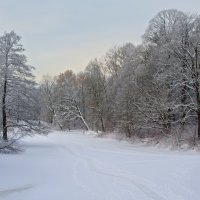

[0,130,200,200]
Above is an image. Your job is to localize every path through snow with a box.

[0,131,200,200]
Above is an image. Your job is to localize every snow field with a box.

[0,130,200,200]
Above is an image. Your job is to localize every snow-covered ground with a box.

[0,130,200,200]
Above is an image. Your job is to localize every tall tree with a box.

[84,59,107,132]
[0,31,35,141]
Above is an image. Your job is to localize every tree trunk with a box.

[100,116,105,132]
[180,35,189,124]
[2,78,8,141]
[197,111,200,140]
[53,112,63,130]
[57,121,63,130]
[80,116,89,131]
[50,110,54,124]
[126,125,131,138]
[194,46,200,140]
[76,104,89,131]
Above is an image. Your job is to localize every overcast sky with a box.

[0,0,200,79]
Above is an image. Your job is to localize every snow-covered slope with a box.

[0,130,200,200]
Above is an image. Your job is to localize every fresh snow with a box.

[0,130,200,200]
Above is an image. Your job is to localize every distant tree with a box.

[55,70,89,130]
[84,60,107,132]
[40,76,57,125]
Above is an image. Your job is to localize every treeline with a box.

[1,9,200,146]
[39,9,200,143]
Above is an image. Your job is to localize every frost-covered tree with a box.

[55,70,89,130]
[40,76,57,125]
[84,59,107,132]
[0,31,36,141]
[38,9,200,143]
[143,10,200,139]
[105,44,137,135]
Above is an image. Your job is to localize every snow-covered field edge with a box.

[85,129,200,152]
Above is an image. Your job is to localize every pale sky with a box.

[0,0,200,79]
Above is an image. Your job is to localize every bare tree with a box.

[55,70,89,130]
